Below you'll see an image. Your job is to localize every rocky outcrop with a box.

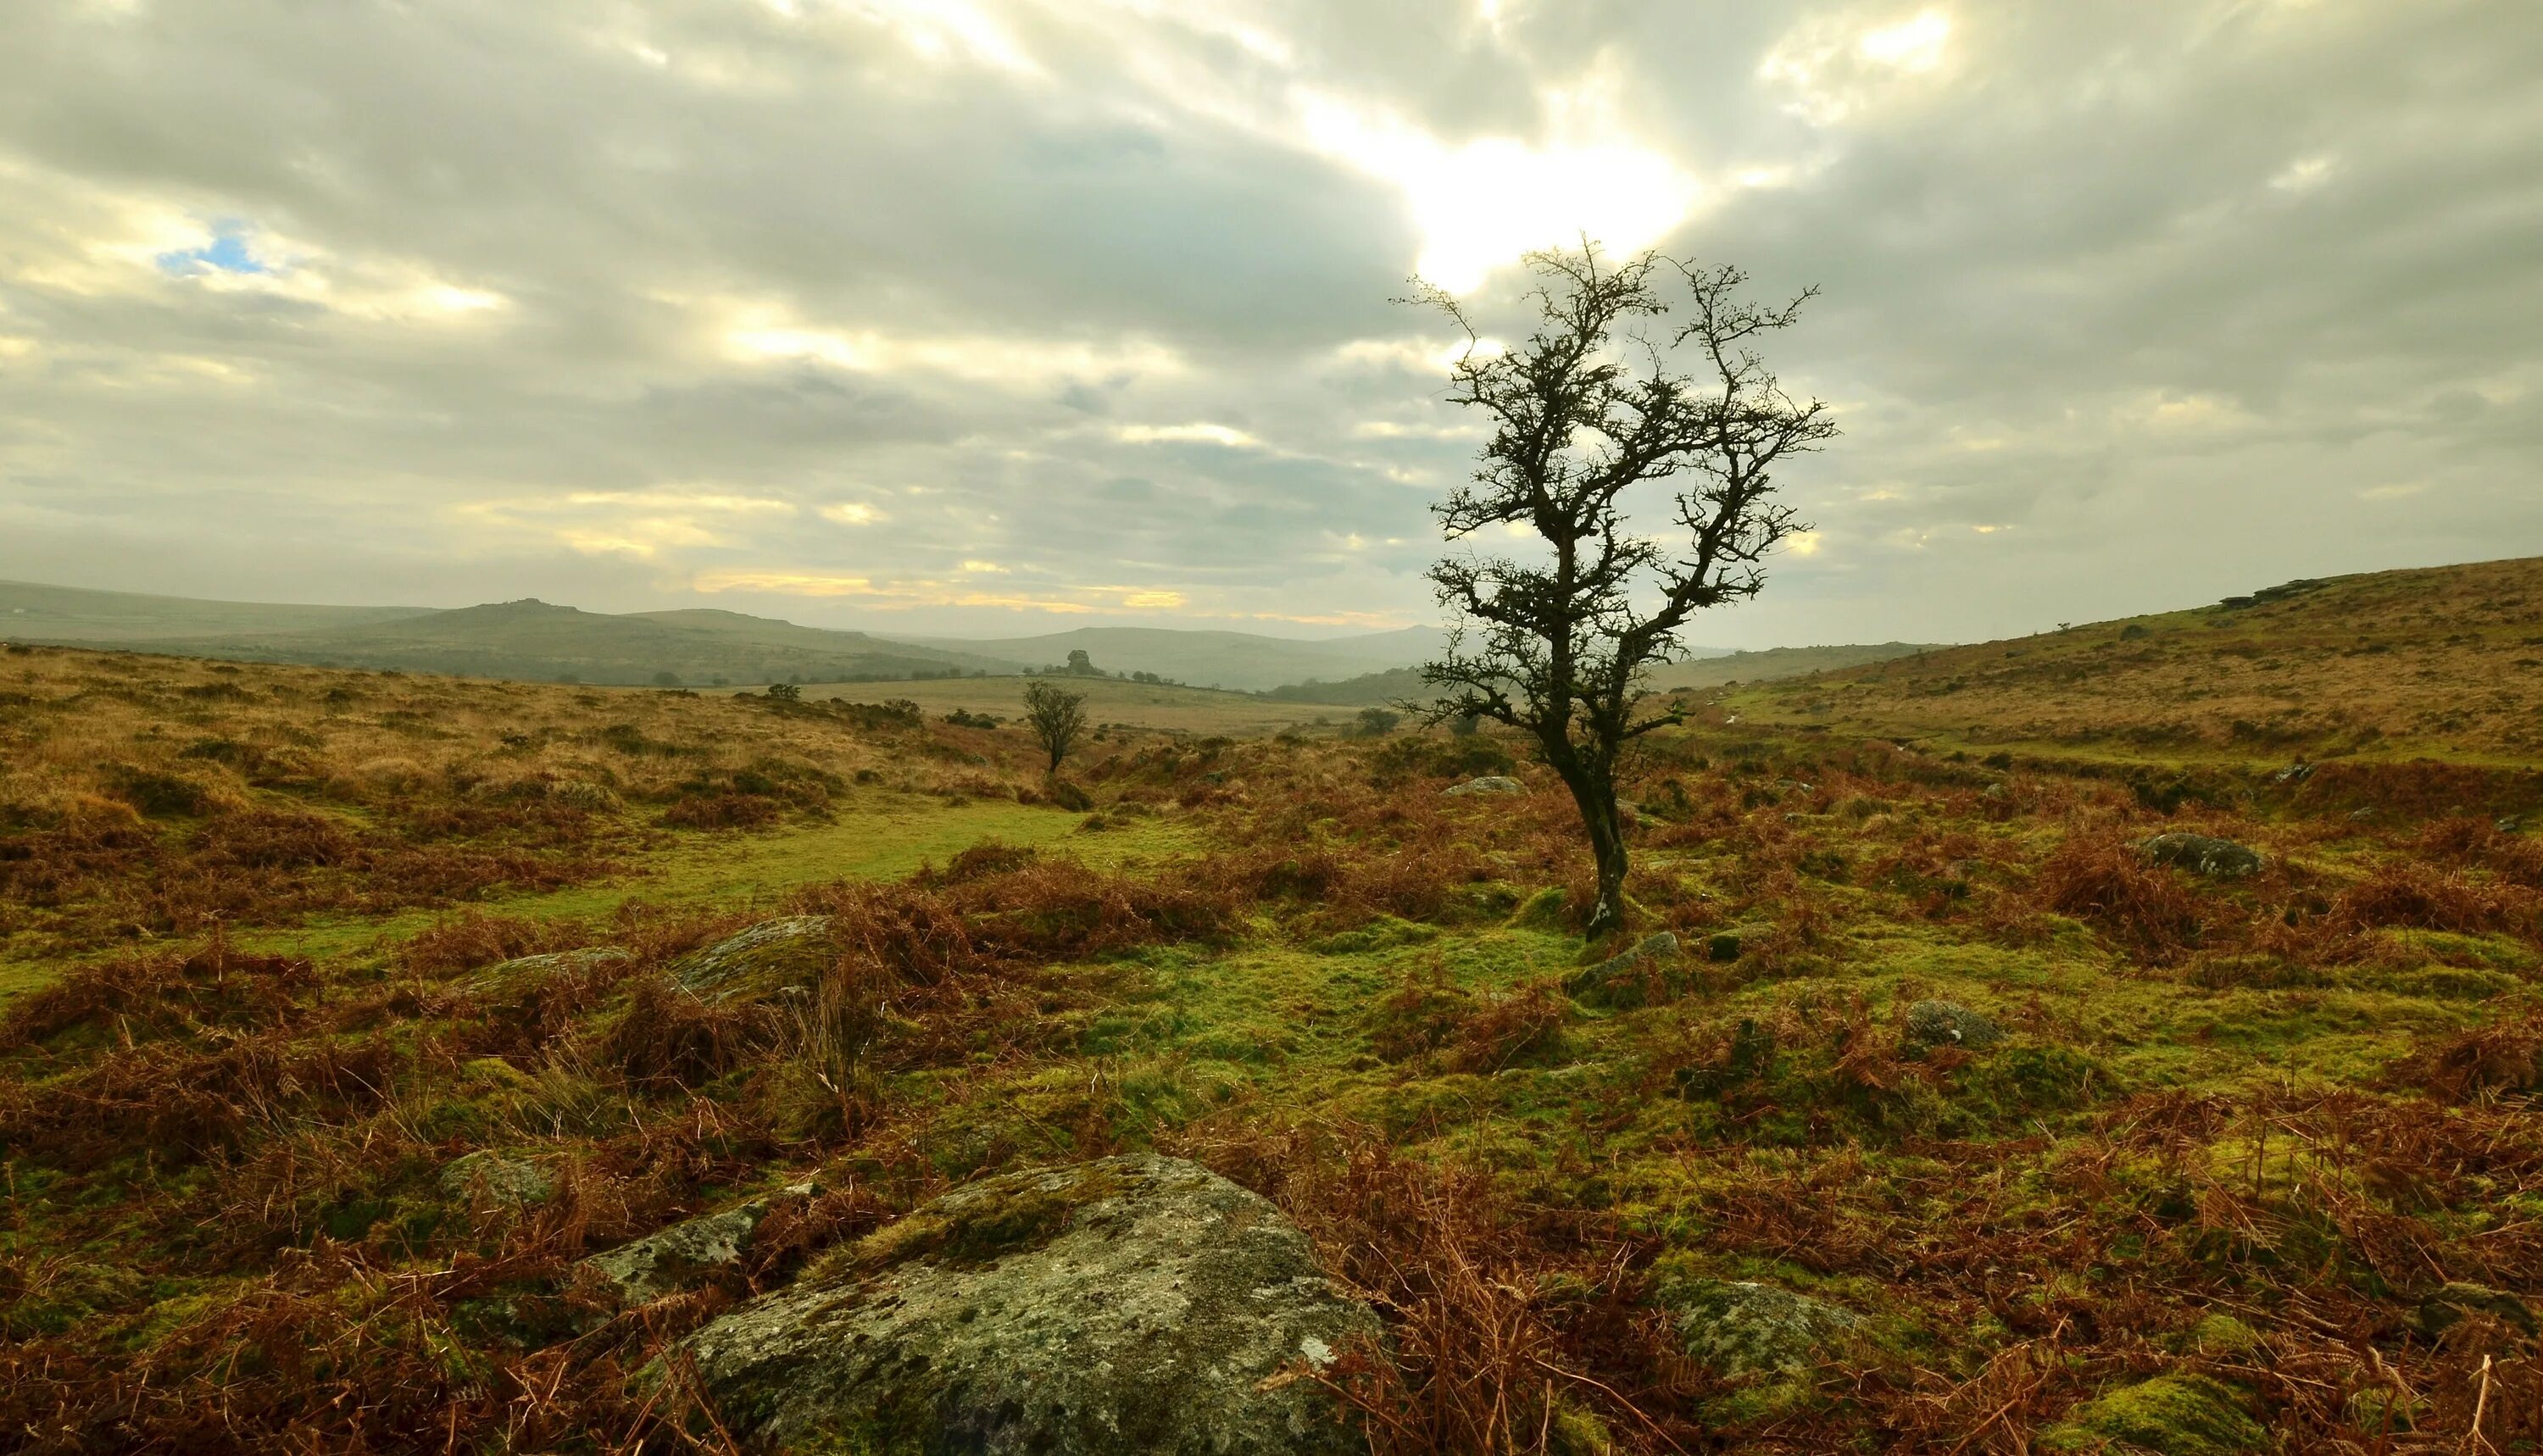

[1443,775,1525,797]
[677,1153,1383,1454]
[670,916,836,1001]
[2139,833,2263,879]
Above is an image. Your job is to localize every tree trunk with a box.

[1582,795,1630,941]
[1548,754,1631,941]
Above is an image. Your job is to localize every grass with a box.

[1728,554,2543,768]
[3,594,2542,1452]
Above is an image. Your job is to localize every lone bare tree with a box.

[1021,680,1088,774]
[1412,246,1837,940]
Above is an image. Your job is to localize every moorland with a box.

[1,557,2540,1453]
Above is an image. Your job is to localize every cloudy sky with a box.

[0,1,2535,647]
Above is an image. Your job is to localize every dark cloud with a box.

[0,0,2535,643]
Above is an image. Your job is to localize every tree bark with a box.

[1546,749,1630,940]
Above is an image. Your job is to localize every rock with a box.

[1564,932,1683,1010]
[465,947,631,998]
[440,1151,554,1209]
[2499,816,2526,835]
[585,1183,815,1303]
[2046,1374,2265,1456]
[1902,1000,2002,1052]
[2415,1281,2537,1340]
[1667,1279,1860,1382]
[2139,832,2264,879]
[2347,808,2378,823]
[1706,931,1744,963]
[677,1154,1383,1454]
[2272,762,2314,784]
[1444,775,1525,797]
[670,916,837,1001]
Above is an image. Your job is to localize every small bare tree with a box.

[1021,680,1088,774]
[1412,246,1837,939]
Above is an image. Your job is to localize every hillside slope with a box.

[0,579,432,642]
[1733,556,2543,764]
[128,600,1015,686]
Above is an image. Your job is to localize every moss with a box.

[827,1162,1133,1278]
[2045,1374,2266,1455]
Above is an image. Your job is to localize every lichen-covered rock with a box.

[2139,833,2264,878]
[465,947,631,997]
[440,1151,554,1209]
[1902,1000,2003,1051]
[677,1153,1382,1454]
[1668,1279,1860,1382]
[587,1200,772,1303]
[1444,775,1526,797]
[1564,932,1683,1010]
[670,916,836,1001]
[2045,1374,2266,1455]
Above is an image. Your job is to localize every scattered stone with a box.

[670,916,837,1001]
[1444,775,1526,797]
[2139,832,2264,879]
[2415,1281,2537,1340]
[465,947,631,997]
[1901,1000,2003,1051]
[1564,932,1683,1010]
[2499,816,2526,835]
[2272,763,2315,785]
[2348,808,2378,823]
[440,1151,554,1209]
[2047,1374,2266,1456]
[1667,1279,1861,1383]
[587,1183,815,1303]
[677,1154,1383,1455]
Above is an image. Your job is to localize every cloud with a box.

[0,0,2535,647]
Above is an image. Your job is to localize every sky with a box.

[0,0,2536,649]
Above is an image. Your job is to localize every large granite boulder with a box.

[677,1153,1383,1453]
[1444,775,1526,797]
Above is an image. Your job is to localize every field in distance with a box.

[759,673,1359,736]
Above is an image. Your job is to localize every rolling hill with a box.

[40,598,1022,687]
[1731,555,2543,764]
[0,579,434,642]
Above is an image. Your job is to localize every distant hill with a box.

[0,580,433,642]
[1733,557,2543,764]
[15,597,1021,687]
[1262,642,1928,705]
[899,625,1457,692]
